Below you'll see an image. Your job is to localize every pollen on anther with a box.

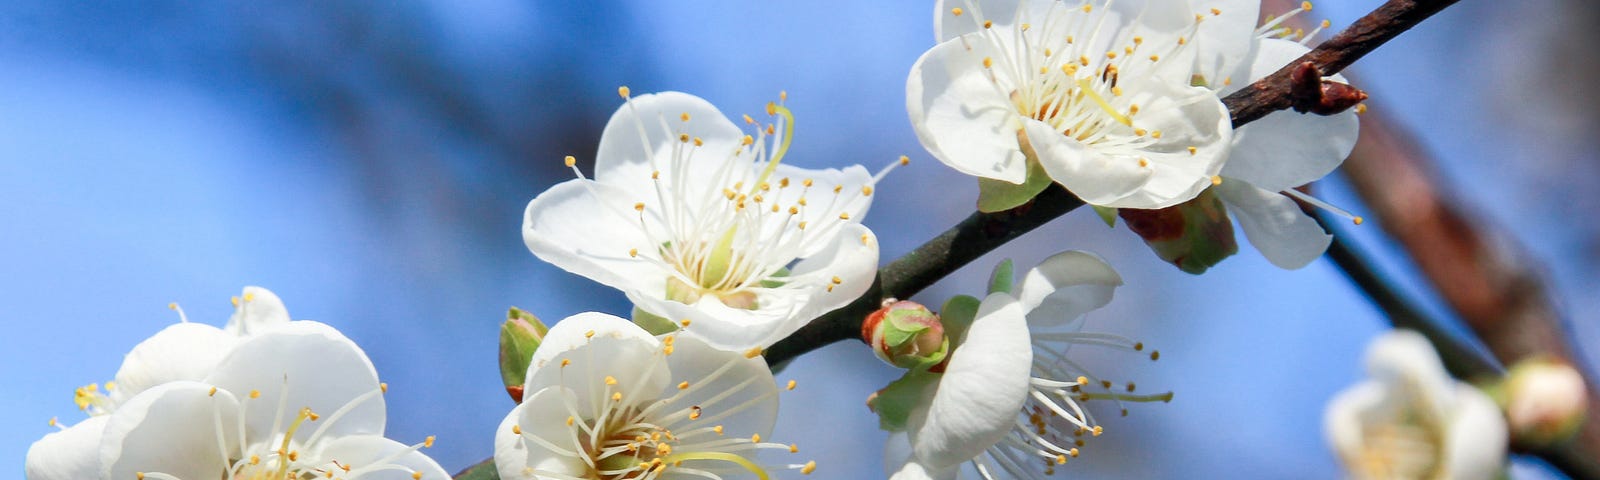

[1076,376,1089,385]
[765,102,777,116]
[208,386,218,396]
[1353,216,1365,225]
[982,57,994,69]
[951,7,963,16]
[612,392,623,402]
[802,461,817,474]
[632,202,644,212]
[424,436,436,448]
[1138,158,1149,168]
[250,389,261,399]
[744,347,764,359]
[838,212,850,220]
[899,155,910,166]
[680,319,692,327]
[1187,146,1198,155]
[512,424,522,435]
[412,472,423,480]
[566,416,575,426]
[585,330,596,339]
[1150,350,1162,361]
[983,20,993,29]
[629,248,638,258]
[605,376,618,386]
[561,359,572,367]
[1210,176,1223,186]
[1302,1,1313,10]
[751,433,762,443]
[787,380,797,390]
[1133,342,1144,351]
[693,137,704,147]
[713,425,725,435]
[1211,7,1221,15]
[561,155,576,167]
[618,86,631,98]
[1355,104,1369,114]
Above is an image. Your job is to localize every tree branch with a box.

[1224,0,1461,126]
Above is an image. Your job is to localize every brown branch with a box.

[1343,106,1600,478]
[1224,0,1461,126]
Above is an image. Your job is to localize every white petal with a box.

[767,163,876,257]
[110,322,235,404]
[1092,86,1234,209]
[933,0,1020,42]
[314,434,450,480]
[224,286,291,336]
[523,178,665,293]
[660,334,778,437]
[908,38,1030,184]
[524,313,668,417]
[631,292,789,352]
[1189,0,1260,87]
[1023,118,1152,206]
[1016,250,1122,327]
[1213,179,1331,269]
[1441,384,1508,480]
[1221,38,1359,192]
[25,416,108,480]
[782,223,880,328]
[501,388,590,479]
[99,381,241,480]
[908,293,1031,470]
[593,91,744,186]
[1323,381,1384,470]
[205,321,386,442]
[1365,330,1454,418]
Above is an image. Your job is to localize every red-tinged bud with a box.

[1119,188,1237,274]
[862,300,949,370]
[1499,358,1587,448]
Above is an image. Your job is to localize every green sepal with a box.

[976,158,1052,213]
[631,306,681,336]
[1119,188,1238,275]
[452,458,499,480]
[1092,205,1118,227]
[873,370,938,432]
[987,259,1015,295]
[882,321,918,348]
[499,307,548,392]
[938,295,983,344]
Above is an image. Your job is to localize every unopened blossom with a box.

[1325,330,1507,480]
[1502,359,1587,446]
[1209,2,1363,269]
[523,90,882,350]
[909,0,1252,210]
[495,313,813,479]
[882,251,1168,479]
[28,319,446,480]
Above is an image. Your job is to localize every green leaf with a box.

[872,370,938,431]
[1092,205,1118,228]
[976,158,1052,213]
[986,259,1015,295]
[631,307,681,336]
[453,458,499,480]
[938,294,983,344]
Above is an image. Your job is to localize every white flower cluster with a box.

[26,287,448,480]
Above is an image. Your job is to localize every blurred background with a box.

[4,0,1597,477]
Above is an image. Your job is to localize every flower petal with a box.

[1213,179,1331,269]
[1221,38,1359,192]
[933,0,1020,42]
[99,381,241,480]
[1023,118,1153,206]
[1322,381,1384,470]
[1016,250,1122,327]
[1364,330,1454,418]
[498,388,590,479]
[1441,384,1508,480]
[25,416,108,480]
[314,434,450,480]
[908,38,1030,184]
[908,292,1031,470]
[524,313,668,417]
[1189,0,1260,87]
[660,334,778,438]
[110,322,235,405]
[593,91,744,188]
[205,321,386,442]
[1092,85,1233,209]
[523,178,666,295]
[224,286,291,335]
[766,163,876,257]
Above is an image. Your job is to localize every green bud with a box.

[499,307,548,404]
[1118,187,1237,274]
[862,301,949,370]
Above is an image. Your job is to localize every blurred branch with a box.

[1340,106,1600,477]
[1224,0,1461,126]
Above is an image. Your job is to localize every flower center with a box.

[958,0,1206,151]
[1353,379,1445,479]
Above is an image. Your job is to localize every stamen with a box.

[1281,188,1364,225]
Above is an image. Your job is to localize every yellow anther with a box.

[780,90,787,102]
[789,206,799,215]
[566,416,575,426]
[1138,158,1149,168]
[1105,51,1117,60]
[787,380,797,390]
[1056,455,1067,464]
[678,133,689,143]
[1150,55,1160,62]
[951,7,962,16]
[751,433,762,443]
[860,234,871,245]
[983,20,993,29]
[381,382,389,393]
[693,137,704,147]
[230,296,239,307]
[1211,7,1221,15]
[802,461,817,474]
[561,359,571,367]
[612,392,622,402]
[412,472,423,480]
[765,102,777,116]
[1355,104,1369,114]
[678,381,690,390]
[512,424,522,435]
[1302,1,1313,10]
[743,114,755,124]
[585,330,596,339]
[1070,447,1081,457]
[1187,146,1198,155]
[1178,37,1187,45]
[208,386,218,396]
[629,248,638,258]
[982,57,993,69]
[742,135,754,146]
[680,319,692,327]
[1112,86,1124,96]
[250,389,261,399]
[839,212,850,220]
[1353,216,1366,225]
[680,112,690,122]
[714,425,725,434]
[766,124,775,135]
[690,406,702,420]
[1134,128,1147,136]
[1211,176,1223,186]
[1076,376,1089,385]
[1151,130,1162,139]
[1082,4,1091,13]
[744,347,763,358]
[1092,426,1104,436]
[1150,350,1161,361]
[789,443,800,453]
[605,376,618,385]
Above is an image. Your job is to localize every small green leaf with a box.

[452,458,499,480]
[1092,205,1118,228]
[938,295,983,343]
[976,158,1052,213]
[872,371,938,431]
[631,307,681,336]
[986,259,1015,295]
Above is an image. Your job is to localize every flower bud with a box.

[862,300,949,370]
[499,307,549,403]
[1118,187,1237,274]
[1501,358,1587,447]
